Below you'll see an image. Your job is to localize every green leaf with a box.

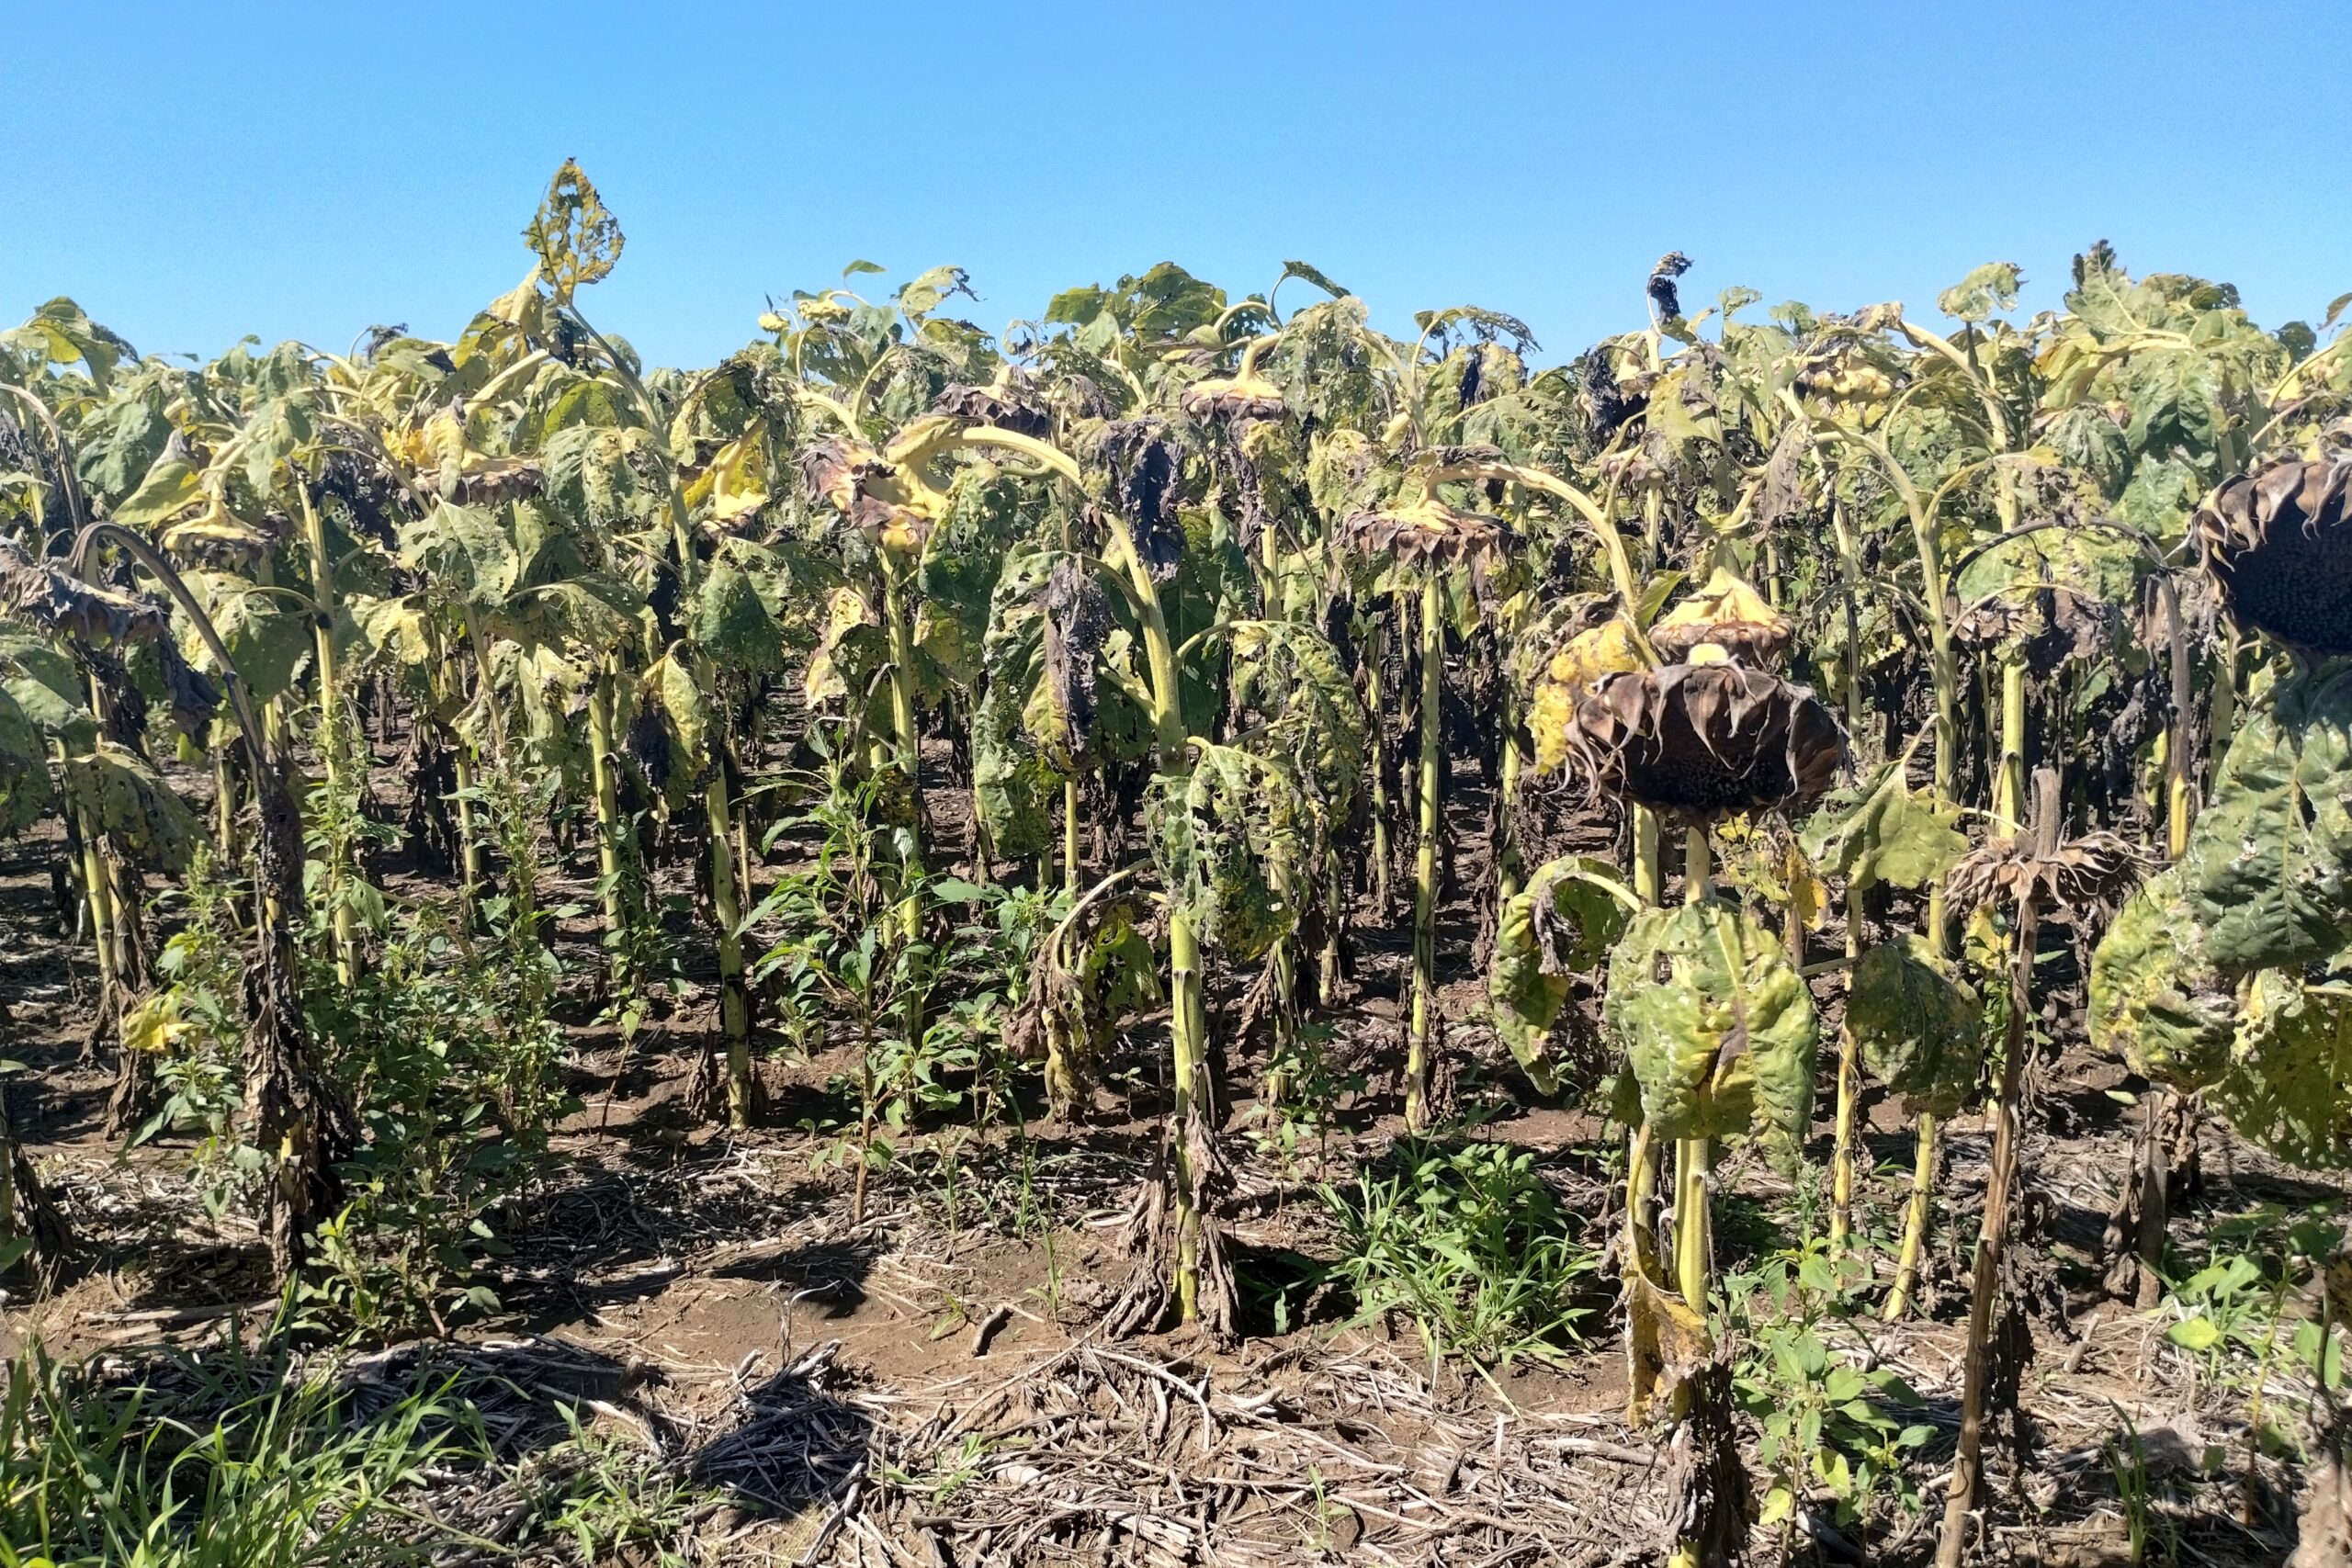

[1152,744,1309,964]
[399,501,519,607]
[1278,260,1352,302]
[62,740,199,873]
[1937,263,2022,324]
[2211,972,2352,1170]
[1489,856,1634,1095]
[653,651,712,764]
[0,682,51,833]
[523,159,625,303]
[1799,761,1966,894]
[2179,670,2352,974]
[184,570,311,700]
[1605,902,1819,1161]
[2088,865,2237,1090]
[2165,1314,2223,1351]
[1849,937,1983,1116]
[111,458,203,526]
[690,561,782,672]
[18,297,131,388]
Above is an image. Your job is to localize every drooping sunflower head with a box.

[1180,372,1286,426]
[1180,334,1287,427]
[1647,567,1792,668]
[1339,495,1515,569]
[798,438,932,558]
[930,369,1054,439]
[2196,456,2352,656]
[1569,662,1845,822]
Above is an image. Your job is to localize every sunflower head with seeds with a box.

[1648,568,1792,669]
[1179,336,1287,427]
[2196,456,2352,658]
[1338,493,1515,569]
[1568,662,1845,824]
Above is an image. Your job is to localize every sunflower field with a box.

[4,164,2352,1566]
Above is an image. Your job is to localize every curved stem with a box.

[66,524,266,769]
[0,383,86,536]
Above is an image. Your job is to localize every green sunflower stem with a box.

[1365,615,1393,913]
[1883,1112,1938,1322]
[1674,1134,1712,1314]
[587,665,627,965]
[707,744,752,1131]
[1634,807,1663,907]
[297,482,356,985]
[1405,570,1443,1133]
[1830,883,1864,1255]
[1996,655,2026,834]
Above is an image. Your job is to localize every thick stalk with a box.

[707,750,752,1129]
[1676,830,1713,1309]
[2132,1090,2170,1309]
[1169,905,1206,1323]
[882,569,926,911]
[1364,615,1392,911]
[1830,884,1864,1253]
[74,802,119,1009]
[297,484,356,983]
[1881,1111,1940,1320]
[1063,774,1080,897]
[1497,708,1521,907]
[1935,893,2038,1568]
[1633,807,1663,907]
[880,570,928,1052]
[587,667,626,950]
[1116,520,1209,1322]
[1995,657,2026,833]
[452,749,483,897]
[1624,1118,1662,1422]
[213,720,237,854]
[1674,1136,1712,1312]
[1405,571,1443,1132]
[2210,627,2239,769]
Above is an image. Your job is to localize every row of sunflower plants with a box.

[4,164,2352,1555]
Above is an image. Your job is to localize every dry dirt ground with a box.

[0,755,2338,1566]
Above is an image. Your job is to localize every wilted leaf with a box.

[524,159,625,304]
[62,740,198,873]
[1849,938,1982,1116]
[2179,669,2352,973]
[2087,866,2238,1090]
[1605,902,1819,1163]
[1488,855,1634,1094]
[1799,761,1966,893]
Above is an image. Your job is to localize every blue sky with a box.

[5,2,2347,368]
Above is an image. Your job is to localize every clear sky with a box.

[5,1,2347,369]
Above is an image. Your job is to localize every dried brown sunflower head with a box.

[1569,662,1845,822]
[1946,770,2145,922]
[0,535,170,648]
[1179,335,1287,426]
[798,438,932,557]
[2196,456,2352,656]
[930,371,1054,439]
[1647,568,1792,667]
[1339,496,1515,568]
